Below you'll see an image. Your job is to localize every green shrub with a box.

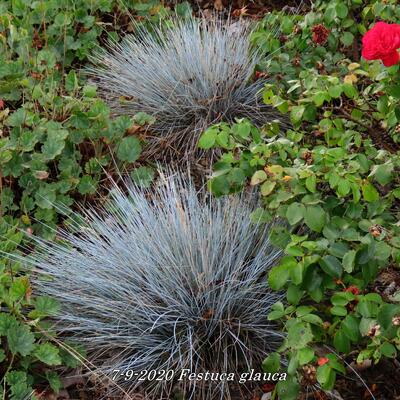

[0,220,86,398]
[200,0,400,397]
[0,0,171,396]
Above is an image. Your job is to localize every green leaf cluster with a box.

[202,0,400,396]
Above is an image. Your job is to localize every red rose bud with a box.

[317,357,329,366]
[0,99,4,109]
[362,22,400,67]
[311,24,330,45]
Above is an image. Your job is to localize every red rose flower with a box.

[311,24,330,45]
[362,22,400,67]
[0,99,4,109]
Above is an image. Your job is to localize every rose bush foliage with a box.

[201,0,400,397]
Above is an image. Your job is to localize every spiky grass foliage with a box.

[21,173,283,399]
[88,17,288,159]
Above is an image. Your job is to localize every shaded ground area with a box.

[335,358,400,400]
[39,356,400,400]
[169,0,311,17]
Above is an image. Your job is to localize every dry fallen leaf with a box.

[348,62,360,71]
[126,124,141,135]
[34,170,49,180]
[344,73,358,84]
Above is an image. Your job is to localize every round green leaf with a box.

[117,136,142,163]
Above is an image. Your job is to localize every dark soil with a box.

[168,0,312,18]
[335,358,400,400]
[40,356,400,400]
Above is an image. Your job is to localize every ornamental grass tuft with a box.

[22,173,283,399]
[88,17,288,160]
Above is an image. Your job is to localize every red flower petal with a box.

[361,22,400,66]
[317,357,329,366]
[381,50,400,67]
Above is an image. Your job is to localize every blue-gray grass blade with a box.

[87,16,289,160]
[18,173,283,399]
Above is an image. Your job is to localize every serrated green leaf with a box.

[34,343,62,366]
[130,166,155,188]
[9,277,30,302]
[46,371,63,393]
[78,175,97,195]
[65,70,78,92]
[0,313,19,335]
[117,136,142,162]
[29,296,61,319]
[0,349,5,363]
[7,324,35,356]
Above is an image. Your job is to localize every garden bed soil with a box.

[173,0,311,16]
[45,357,400,400]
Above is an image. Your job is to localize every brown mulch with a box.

[35,357,400,400]
[167,0,311,18]
[335,358,400,400]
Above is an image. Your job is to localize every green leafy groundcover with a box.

[1,0,400,398]
[0,0,182,397]
[200,0,400,398]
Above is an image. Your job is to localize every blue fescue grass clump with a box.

[23,173,283,399]
[88,17,287,158]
